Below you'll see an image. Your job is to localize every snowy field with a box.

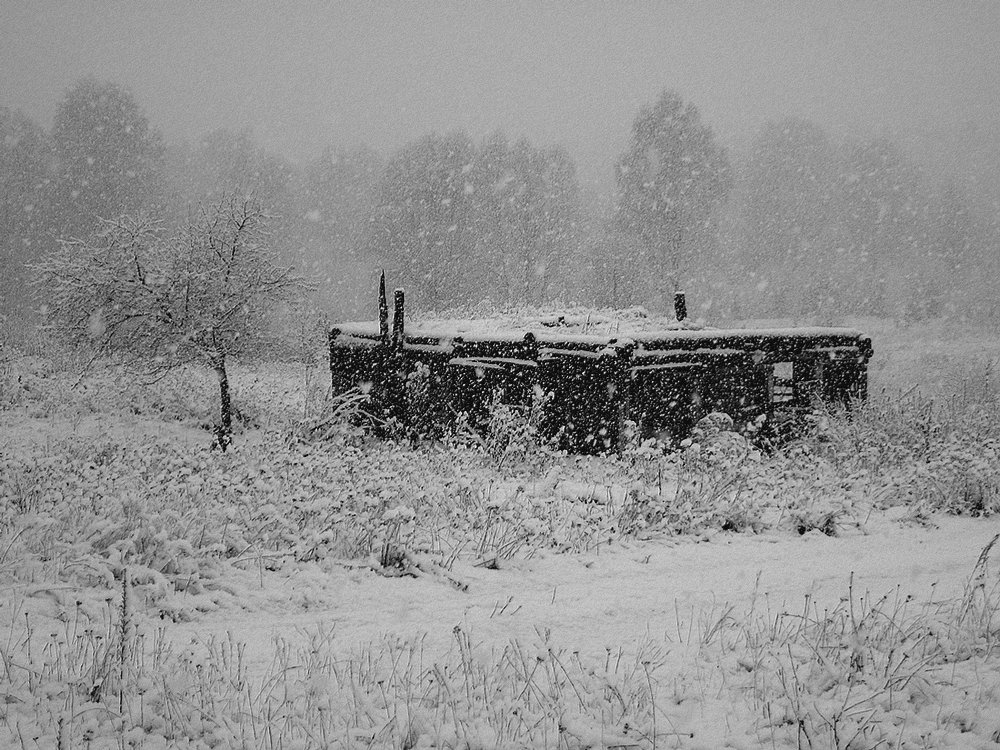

[3,317,1000,749]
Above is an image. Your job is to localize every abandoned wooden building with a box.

[329,282,874,453]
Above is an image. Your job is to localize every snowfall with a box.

[3,315,1000,749]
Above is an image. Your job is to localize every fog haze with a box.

[3,1,998,193]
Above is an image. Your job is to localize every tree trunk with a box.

[213,356,233,451]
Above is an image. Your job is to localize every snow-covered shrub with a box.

[792,385,1000,517]
[889,435,1000,516]
[1,554,669,750]
[404,360,435,438]
[7,346,1000,609]
[722,537,1000,749]
[1,618,665,750]
[612,418,768,536]
[482,387,555,471]
[8,539,1000,750]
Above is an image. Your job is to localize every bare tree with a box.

[35,195,307,448]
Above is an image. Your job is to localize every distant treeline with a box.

[3,79,998,325]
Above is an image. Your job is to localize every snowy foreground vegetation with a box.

[3,320,1000,749]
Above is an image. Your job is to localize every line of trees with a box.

[4,80,1000,329]
[734,119,999,321]
[367,132,583,310]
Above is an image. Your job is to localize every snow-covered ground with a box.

[2,317,1000,748]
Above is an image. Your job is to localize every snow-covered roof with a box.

[332,307,870,347]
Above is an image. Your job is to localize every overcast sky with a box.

[2,1,999,193]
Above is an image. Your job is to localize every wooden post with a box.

[328,327,340,391]
[674,291,687,322]
[378,271,389,343]
[392,288,405,351]
[384,288,406,430]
